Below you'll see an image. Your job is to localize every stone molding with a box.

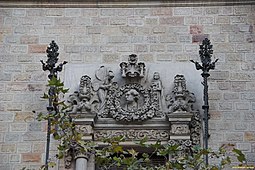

[0,0,254,8]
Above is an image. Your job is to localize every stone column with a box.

[75,153,89,170]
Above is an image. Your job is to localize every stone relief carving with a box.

[120,54,145,78]
[66,54,201,145]
[67,75,98,114]
[166,74,196,114]
[94,129,169,141]
[64,54,202,168]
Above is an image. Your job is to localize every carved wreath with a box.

[107,83,156,121]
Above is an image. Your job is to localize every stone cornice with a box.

[0,0,254,8]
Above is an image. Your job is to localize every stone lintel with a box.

[0,0,254,8]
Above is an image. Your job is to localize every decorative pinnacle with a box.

[40,40,67,79]
[190,38,218,73]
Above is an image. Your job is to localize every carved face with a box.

[153,72,160,80]
[125,89,139,103]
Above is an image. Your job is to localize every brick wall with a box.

[0,5,255,169]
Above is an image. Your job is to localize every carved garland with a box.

[103,83,156,121]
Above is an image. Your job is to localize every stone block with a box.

[108,36,129,43]
[116,8,134,17]
[4,133,20,142]
[10,154,20,162]
[226,133,243,141]
[0,113,14,122]
[100,9,116,16]
[221,25,239,33]
[70,27,87,35]
[239,24,252,33]
[236,102,250,110]
[209,71,229,80]
[223,93,239,100]
[76,18,91,26]
[236,43,252,52]
[28,45,47,53]
[231,16,247,24]
[20,35,39,44]
[192,7,203,15]
[156,53,172,62]
[0,154,8,163]
[225,53,244,61]
[28,122,42,132]
[214,43,235,52]
[1,144,16,153]
[184,44,197,52]
[150,45,165,52]
[65,45,81,53]
[0,73,12,81]
[152,26,166,34]
[82,9,98,17]
[0,94,12,102]
[102,54,120,63]
[119,26,135,35]
[5,35,20,44]
[247,82,255,90]
[14,112,35,122]
[128,18,144,26]
[23,132,46,141]
[151,7,172,16]
[179,34,191,43]
[168,26,189,33]
[65,8,81,17]
[199,17,214,24]
[235,123,248,130]
[167,44,183,52]
[244,112,255,121]
[210,110,222,120]
[244,132,255,141]
[110,18,127,25]
[134,9,150,16]
[210,133,224,141]
[6,104,22,111]
[219,102,233,110]
[215,16,230,24]
[190,25,203,34]
[46,9,64,16]
[0,123,9,132]
[146,36,158,43]
[231,73,254,81]
[22,153,41,163]
[92,18,109,25]
[27,9,45,16]
[0,54,15,62]
[175,53,189,61]
[231,81,246,91]
[205,7,220,14]
[5,64,22,72]
[44,26,70,35]
[32,143,45,153]
[82,46,99,53]
[117,46,133,52]
[10,45,27,54]
[10,123,27,132]
[173,7,192,15]
[137,27,150,35]
[100,45,115,52]
[84,54,102,63]
[234,6,251,15]
[237,143,251,152]
[134,44,148,53]
[159,34,177,43]
[13,9,26,16]
[159,17,184,26]
[221,6,233,15]
[208,92,221,100]
[138,54,154,62]
[145,17,158,25]
[184,16,198,25]
[241,92,255,100]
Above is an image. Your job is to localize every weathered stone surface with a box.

[22,153,41,162]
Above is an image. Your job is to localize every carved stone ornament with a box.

[120,54,145,78]
[94,129,169,141]
[64,54,202,168]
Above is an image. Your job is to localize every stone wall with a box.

[0,4,255,169]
